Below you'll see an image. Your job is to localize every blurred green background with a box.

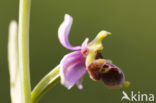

[1,0,156,103]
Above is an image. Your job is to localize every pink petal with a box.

[60,51,86,89]
[76,78,83,90]
[58,14,81,50]
[81,38,89,55]
[81,38,89,50]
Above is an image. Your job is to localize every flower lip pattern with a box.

[87,58,125,88]
[101,62,125,87]
[58,14,129,90]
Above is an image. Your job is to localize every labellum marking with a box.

[101,63,124,87]
[87,59,106,81]
[87,52,125,88]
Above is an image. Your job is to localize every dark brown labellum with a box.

[87,58,125,88]
[87,59,106,81]
[101,62,124,87]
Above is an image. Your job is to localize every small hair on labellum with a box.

[87,58,125,88]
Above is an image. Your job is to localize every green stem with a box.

[31,65,60,103]
[18,0,31,102]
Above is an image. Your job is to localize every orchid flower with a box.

[58,14,130,90]
[8,0,130,101]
